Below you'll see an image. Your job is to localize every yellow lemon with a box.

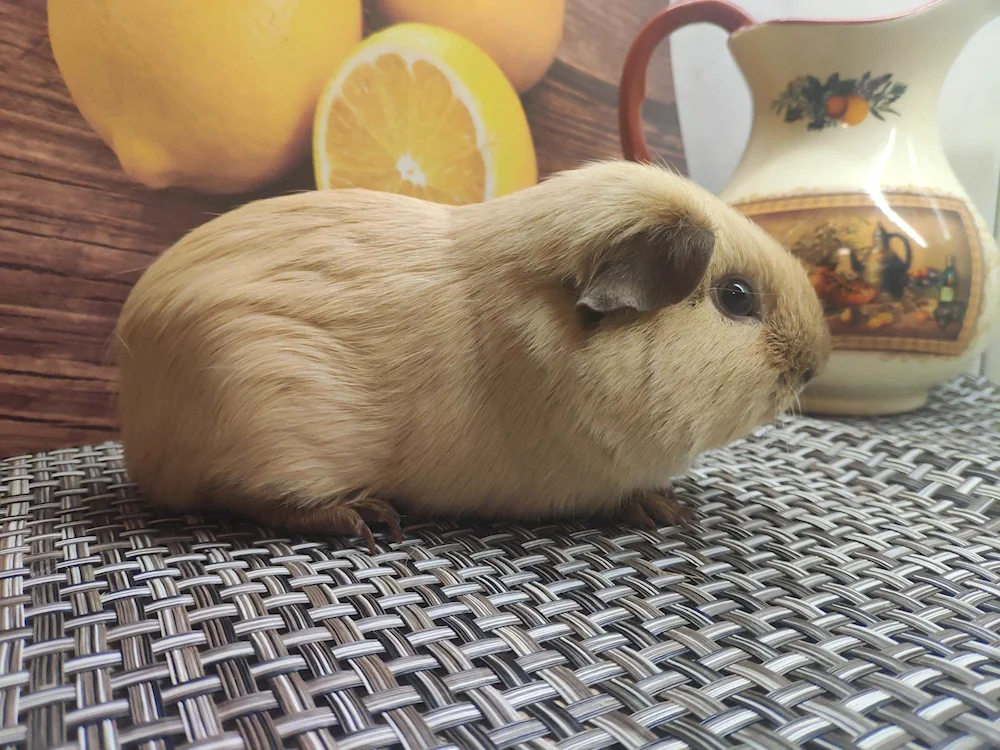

[47,0,362,194]
[376,0,564,92]
[314,23,537,204]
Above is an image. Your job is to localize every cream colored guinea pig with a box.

[115,160,829,549]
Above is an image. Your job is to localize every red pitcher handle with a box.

[620,0,755,162]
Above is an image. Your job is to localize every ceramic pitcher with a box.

[620,0,1000,415]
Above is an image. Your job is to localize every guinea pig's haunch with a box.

[115,160,830,550]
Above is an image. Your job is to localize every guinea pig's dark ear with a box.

[577,221,715,315]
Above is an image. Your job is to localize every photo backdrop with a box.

[0,0,685,455]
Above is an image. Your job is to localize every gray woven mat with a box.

[2,377,999,750]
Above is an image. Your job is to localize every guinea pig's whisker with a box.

[779,391,805,452]
[737,400,758,436]
[799,247,828,264]
[99,332,125,367]
[779,217,812,242]
[708,287,765,296]
[106,265,154,279]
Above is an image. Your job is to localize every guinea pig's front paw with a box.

[621,491,697,531]
[273,493,403,552]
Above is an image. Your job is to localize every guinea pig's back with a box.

[115,190,458,512]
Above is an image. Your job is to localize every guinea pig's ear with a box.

[577,221,715,315]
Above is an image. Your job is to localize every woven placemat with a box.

[2,377,998,749]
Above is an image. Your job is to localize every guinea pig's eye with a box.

[712,276,759,320]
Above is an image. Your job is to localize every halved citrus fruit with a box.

[313,23,537,204]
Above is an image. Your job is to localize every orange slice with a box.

[313,23,536,204]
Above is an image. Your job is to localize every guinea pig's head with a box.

[565,161,830,455]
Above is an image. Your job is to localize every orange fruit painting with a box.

[772,71,906,131]
[825,95,847,119]
[841,94,870,126]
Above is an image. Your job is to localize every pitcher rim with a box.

[730,0,946,36]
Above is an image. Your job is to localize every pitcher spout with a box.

[906,0,1000,22]
[898,0,1000,73]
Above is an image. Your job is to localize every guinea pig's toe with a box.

[271,493,402,551]
[355,520,378,553]
[344,492,404,547]
[632,492,697,530]
[619,499,657,531]
[385,513,404,544]
[367,499,404,544]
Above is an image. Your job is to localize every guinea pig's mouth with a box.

[727,386,797,444]
[718,381,807,448]
[775,383,807,419]
[774,365,819,416]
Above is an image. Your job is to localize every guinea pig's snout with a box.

[785,320,831,391]
[793,352,827,388]
[784,366,813,391]
[784,356,824,390]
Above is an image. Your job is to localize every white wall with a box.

[666,0,1000,381]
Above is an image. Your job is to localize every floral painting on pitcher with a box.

[735,192,983,356]
[771,72,907,130]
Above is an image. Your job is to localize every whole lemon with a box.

[375,0,564,93]
[48,0,362,194]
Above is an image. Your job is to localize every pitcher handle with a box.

[620,0,755,162]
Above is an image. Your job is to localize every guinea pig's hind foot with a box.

[621,491,696,531]
[272,492,403,552]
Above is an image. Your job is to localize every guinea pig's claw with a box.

[359,522,378,553]
[385,513,404,544]
[621,501,658,531]
[344,493,404,551]
[624,492,697,531]
[272,494,403,551]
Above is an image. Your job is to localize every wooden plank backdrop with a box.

[0,0,684,456]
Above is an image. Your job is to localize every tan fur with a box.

[115,160,829,527]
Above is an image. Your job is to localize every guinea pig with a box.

[115,160,829,549]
